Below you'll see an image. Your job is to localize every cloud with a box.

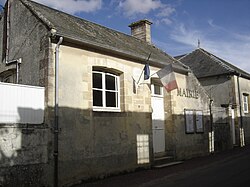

[170,22,250,73]
[118,0,175,25]
[0,0,6,6]
[118,0,162,16]
[34,0,102,14]
[156,6,175,17]
[170,23,201,47]
[161,18,172,25]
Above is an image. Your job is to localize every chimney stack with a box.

[129,20,152,43]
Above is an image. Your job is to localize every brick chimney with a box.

[129,20,152,43]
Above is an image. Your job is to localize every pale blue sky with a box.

[1,0,250,72]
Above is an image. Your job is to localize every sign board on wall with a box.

[195,110,204,133]
[185,109,195,133]
[177,88,199,99]
[184,109,204,134]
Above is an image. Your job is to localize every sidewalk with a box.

[73,145,250,187]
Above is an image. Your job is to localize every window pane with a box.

[106,91,116,107]
[93,90,103,106]
[105,74,116,90]
[243,96,248,112]
[244,104,247,111]
[154,84,161,95]
[93,73,102,89]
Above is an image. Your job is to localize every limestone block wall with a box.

[233,76,250,145]
[48,43,153,186]
[171,73,210,159]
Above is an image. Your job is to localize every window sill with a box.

[93,107,121,113]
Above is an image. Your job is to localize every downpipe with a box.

[54,36,63,187]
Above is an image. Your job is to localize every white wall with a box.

[0,82,44,124]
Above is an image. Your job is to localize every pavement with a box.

[72,145,250,187]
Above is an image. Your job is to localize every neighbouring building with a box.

[177,48,250,151]
[0,0,212,186]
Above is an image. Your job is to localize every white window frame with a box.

[243,95,248,113]
[92,71,120,112]
[151,83,163,97]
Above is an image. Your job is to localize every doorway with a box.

[151,83,165,154]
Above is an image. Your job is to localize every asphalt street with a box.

[73,145,250,187]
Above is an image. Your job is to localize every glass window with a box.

[92,70,120,111]
[243,95,248,113]
[151,83,163,96]
[93,73,102,89]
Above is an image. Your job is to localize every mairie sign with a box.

[177,88,199,99]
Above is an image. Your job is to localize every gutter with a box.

[54,36,63,187]
[52,33,189,74]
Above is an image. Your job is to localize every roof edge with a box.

[20,0,54,30]
[198,48,250,79]
[53,34,189,74]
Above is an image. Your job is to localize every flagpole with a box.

[136,53,151,85]
[137,69,144,85]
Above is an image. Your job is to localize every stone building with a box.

[0,0,211,186]
[177,48,250,151]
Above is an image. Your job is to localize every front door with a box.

[151,84,165,154]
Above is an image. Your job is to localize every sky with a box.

[1,0,250,72]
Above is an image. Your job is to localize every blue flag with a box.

[144,63,150,80]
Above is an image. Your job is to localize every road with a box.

[74,145,250,187]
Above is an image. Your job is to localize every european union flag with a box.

[144,63,150,80]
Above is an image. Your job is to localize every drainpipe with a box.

[16,58,21,83]
[4,1,22,83]
[237,74,244,147]
[209,99,214,153]
[54,36,63,187]
[5,0,10,63]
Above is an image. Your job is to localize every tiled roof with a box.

[177,48,250,79]
[20,0,187,72]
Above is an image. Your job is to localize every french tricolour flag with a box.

[156,64,178,92]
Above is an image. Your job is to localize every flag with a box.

[143,63,150,80]
[156,64,178,92]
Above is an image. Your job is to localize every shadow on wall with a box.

[243,116,250,145]
[213,110,250,151]
[1,105,247,186]
[0,107,50,187]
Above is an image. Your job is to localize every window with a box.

[151,83,163,96]
[243,94,249,113]
[92,70,120,111]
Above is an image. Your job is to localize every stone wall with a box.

[0,1,53,186]
[233,75,250,146]
[0,12,3,62]
[171,73,210,159]
[0,0,50,87]
[49,43,153,186]
[0,124,52,187]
